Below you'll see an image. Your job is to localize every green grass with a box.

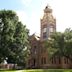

[25,69,72,72]
[1,69,72,72]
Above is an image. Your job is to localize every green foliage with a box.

[0,10,30,66]
[45,28,72,61]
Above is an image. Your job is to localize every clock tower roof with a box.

[44,5,52,13]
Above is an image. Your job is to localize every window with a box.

[42,24,47,33]
[50,27,54,32]
[34,46,36,48]
[54,57,56,64]
[59,57,61,64]
[41,57,43,64]
[44,57,46,64]
[64,58,68,64]
[33,46,37,54]
[33,59,36,66]
[43,28,47,32]
[41,57,46,64]
[42,25,47,39]
[51,57,56,64]
[42,24,47,28]
[43,32,47,38]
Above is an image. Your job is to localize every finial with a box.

[44,4,52,13]
[46,4,50,8]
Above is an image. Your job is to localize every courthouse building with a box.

[27,5,72,69]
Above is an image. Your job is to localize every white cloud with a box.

[16,10,28,24]
[29,10,40,35]
[16,10,30,29]
[16,10,27,23]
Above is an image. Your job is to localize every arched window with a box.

[49,26,54,32]
[59,57,61,64]
[41,57,46,64]
[64,58,68,64]
[51,57,56,64]
[43,32,47,38]
[43,28,47,32]
[33,59,36,66]
[44,57,46,64]
[41,57,43,64]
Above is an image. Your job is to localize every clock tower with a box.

[40,5,56,41]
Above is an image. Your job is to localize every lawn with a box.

[1,69,72,72]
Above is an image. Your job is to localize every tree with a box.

[45,28,72,62]
[0,10,30,66]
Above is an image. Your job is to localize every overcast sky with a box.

[0,0,72,35]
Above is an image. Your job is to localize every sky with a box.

[0,0,72,35]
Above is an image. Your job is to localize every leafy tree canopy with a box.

[45,28,72,61]
[0,10,30,66]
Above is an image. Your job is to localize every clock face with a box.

[43,28,47,32]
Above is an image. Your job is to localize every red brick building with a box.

[27,5,72,69]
